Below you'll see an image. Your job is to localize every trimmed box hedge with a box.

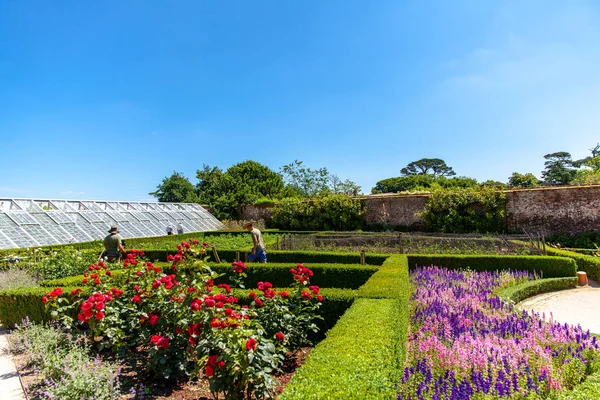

[496,277,578,304]
[282,255,411,399]
[545,247,600,282]
[406,254,577,278]
[0,286,79,328]
[41,262,379,290]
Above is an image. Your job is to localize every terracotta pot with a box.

[577,271,588,286]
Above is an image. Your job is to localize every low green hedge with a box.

[407,254,577,278]
[545,248,600,282]
[282,255,410,399]
[41,262,379,290]
[138,249,390,265]
[556,368,600,399]
[0,286,79,328]
[496,277,578,304]
[281,298,399,400]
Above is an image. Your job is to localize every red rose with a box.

[317,295,323,302]
[42,296,48,304]
[77,313,85,321]
[249,292,256,299]
[132,295,141,303]
[246,338,257,351]
[95,302,105,311]
[275,332,285,342]
[94,278,101,285]
[190,302,200,311]
[149,315,159,325]
[151,335,160,344]
[205,365,214,377]
[205,298,215,308]
[157,337,169,349]
[255,298,263,307]
[95,311,105,320]
[301,291,311,299]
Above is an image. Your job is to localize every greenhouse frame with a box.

[0,198,223,250]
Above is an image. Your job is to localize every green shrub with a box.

[358,255,410,299]
[545,247,600,281]
[271,195,364,231]
[280,299,399,400]
[418,186,506,233]
[0,266,38,290]
[12,322,120,400]
[42,262,380,290]
[497,277,578,304]
[546,231,600,249]
[0,286,78,327]
[407,254,577,278]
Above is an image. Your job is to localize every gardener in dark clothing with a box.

[103,225,126,262]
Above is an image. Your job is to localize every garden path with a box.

[518,279,600,335]
[0,327,26,400]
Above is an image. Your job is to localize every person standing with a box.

[244,222,267,263]
[166,225,174,235]
[177,223,184,234]
[104,225,126,262]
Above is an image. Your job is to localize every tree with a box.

[196,161,285,220]
[371,175,477,194]
[541,152,577,186]
[149,172,199,203]
[280,160,331,198]
[329,174,361,196]
[401,158,456,177]
[508,172,540,188]
[571,155,600,186]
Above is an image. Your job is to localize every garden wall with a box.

[241,185,600,234]
[505,185,600,234]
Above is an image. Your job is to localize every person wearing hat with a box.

[244,222,267,263]
[103,225,126,262]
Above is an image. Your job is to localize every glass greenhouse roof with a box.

[0,198,223,250]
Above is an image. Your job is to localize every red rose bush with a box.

[43,240,322,399]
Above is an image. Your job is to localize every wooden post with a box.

[276,237,280,250]
[360,249,365,265]
[244,252,248,262]
[212,246,221,263]
[236,251,240,262]
[541,235,547,255]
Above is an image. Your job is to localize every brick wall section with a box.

[241,204,274,221]
[360,194,430,228]
[241,186,600,234]
[505,185,600,234]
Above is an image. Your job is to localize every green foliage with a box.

[280,160,331,198]
[419,186,506,233]
[282,255,409,399]
[544,247,600,281]
[197,161,286,220]
[0,265,38,289]
[28,246,99,280]
[0,286,79,327]
[545,231,600,249]
[371,175,478,194]
[508,172,540,188]
[271,194,364,231]
[496,277,578,304]
[11,322,120,400]
[149,171,200,203]
[401,157,456,177]
[406,254,577,278]
[280,299,400,400]
[541,151,577,185]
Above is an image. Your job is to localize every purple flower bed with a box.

[398,267,599,400]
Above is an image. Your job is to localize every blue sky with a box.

[1,0,599,201]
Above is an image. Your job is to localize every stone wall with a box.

[241,204,274,222]
[505,186,600,234]
[241,186,600,234]
[360,194,429,229]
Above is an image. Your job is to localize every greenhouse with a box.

[0,198,223,249]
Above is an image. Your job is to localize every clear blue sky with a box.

[1,0,599,201]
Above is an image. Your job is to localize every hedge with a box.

[545,247,600,282]
[0,286,79,328]
[496,277,578,304]
[41,262,379,290]
[280,298,400,400]
[406,254,577,278]
[282,255,411,399]
[141,249,390,265]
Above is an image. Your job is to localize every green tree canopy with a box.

[541,152,577,186]
[371,175,477,194]
[149,171,199,203]
[401,158,456,177]
[196,160,286,220]
[508,172,540,188]
[280,160,330,197]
